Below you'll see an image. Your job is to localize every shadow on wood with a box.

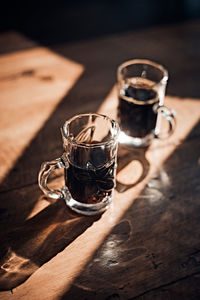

[0,22,200,296]
[0,197,100,291]
[60,121,200,299]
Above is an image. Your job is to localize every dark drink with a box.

[118,84,159,138]
[65,161,115,204]
[39,113,119,215]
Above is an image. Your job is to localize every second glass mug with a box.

[117,59,176,147]
[38,113,120,215]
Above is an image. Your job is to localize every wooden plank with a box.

[0,21,200,300]
[0,125,199,299]
[0,31,36,55]
[0,182,101,294]
[58,133,200,300]
[0,43,84,190]
[132,273,200,299]
[1,21,200,192]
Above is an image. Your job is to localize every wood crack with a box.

[129,270,200,299]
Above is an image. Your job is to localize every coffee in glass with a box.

[117,59,176,147]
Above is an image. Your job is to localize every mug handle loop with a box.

[38,156,68,199]
[155,105,176,139]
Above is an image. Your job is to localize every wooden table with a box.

[0,21,200,299]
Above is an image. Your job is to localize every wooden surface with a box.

[0,21,200,300]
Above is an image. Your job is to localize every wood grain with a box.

[0,21,200,300]
[1,21,200,193]
[0,45,83,187]
[64,133,200,300]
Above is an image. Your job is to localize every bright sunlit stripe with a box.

[2,85,199,300]
[0,47,84,183]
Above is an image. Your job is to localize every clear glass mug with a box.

[38,113,120,215]
[117,59,176,147]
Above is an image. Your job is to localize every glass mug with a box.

[38,113,120,215]
[117,59,176,147]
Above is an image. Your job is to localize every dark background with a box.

[0,0,200,45]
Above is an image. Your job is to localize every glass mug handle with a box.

[155,105,176,139]
[38,156,68,199]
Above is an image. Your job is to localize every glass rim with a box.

[117,58,168,85]
[61,113,120,148]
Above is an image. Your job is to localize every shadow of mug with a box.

[116,145,150,193]
[0,198,100,291]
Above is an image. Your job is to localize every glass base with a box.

[63,187,112,216]
[118,131,154,148]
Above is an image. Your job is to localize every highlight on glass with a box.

[117,59,176,147]
[38,113,120,215]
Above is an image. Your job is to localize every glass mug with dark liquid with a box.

[117,59,176,147]
[38,113,120,215]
